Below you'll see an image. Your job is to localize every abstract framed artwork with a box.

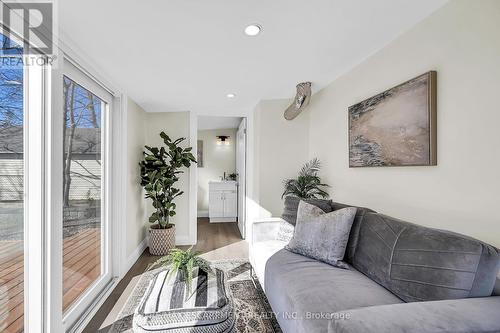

[349,71,437,167]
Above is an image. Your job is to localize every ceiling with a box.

[59,0,447,115]
[198,116,242,130]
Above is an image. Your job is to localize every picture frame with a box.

[348,71,437,167]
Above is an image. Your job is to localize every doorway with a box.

[196,116,246,239]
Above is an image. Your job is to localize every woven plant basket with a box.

[149,224,175,255]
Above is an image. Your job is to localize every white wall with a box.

[197,128,237,214]
[253,0,500,248]
[144,111,194,245]
[125,97,147,257]
[252,99,310,217]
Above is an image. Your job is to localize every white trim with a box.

[56,30,120,96]
[114,94,127,279]
[188,111,198,245]
[67,279,119,333]
[209,217,236,223]
[197,210,209,217]
[124,238,148,276]
[245,111,256,242]
[24,56,47,333]
[175,235,192,246]
[236,118,247,239]
[46,57,64,333]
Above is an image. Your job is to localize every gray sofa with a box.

[249,202,500,333]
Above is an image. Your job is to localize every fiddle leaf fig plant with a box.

[140,132,196,229]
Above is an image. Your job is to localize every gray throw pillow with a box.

[286,201,357,268]
[281,196,333,225]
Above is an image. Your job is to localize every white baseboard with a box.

[197,210,209,217]
[209,217,236,223]
[123,238,148,277]
[176,235,195,246]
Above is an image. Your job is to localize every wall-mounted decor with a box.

[284,82,312,120]
[349,71,437,167]
[197,140,204,167]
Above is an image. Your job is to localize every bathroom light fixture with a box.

[244,24,262,36]
[216,135,230,146]
[226,93,236,98]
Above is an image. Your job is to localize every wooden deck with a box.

[0,228,101,333]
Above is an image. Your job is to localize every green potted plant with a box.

[282,158,329,199]
[140,132,196,255]
[148,247,212,299]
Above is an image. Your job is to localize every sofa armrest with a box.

[329,297,500,333]
[251,218,284,244]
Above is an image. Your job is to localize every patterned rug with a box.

[109,259,282,333]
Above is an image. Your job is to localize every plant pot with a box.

[149,224,175,255]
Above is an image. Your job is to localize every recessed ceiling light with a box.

[226,93,236,98]
[244,24,262,36]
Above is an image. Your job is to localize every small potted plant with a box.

[282,158,329,199]
[148,247,212,299]
[281,158,330,222]
[140,132,196,255]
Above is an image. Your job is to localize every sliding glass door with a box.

[61,60,113,328]
[1,28,117,332]
[0,33,25,333]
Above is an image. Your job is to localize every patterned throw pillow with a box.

[286,201,357,268]
[276,220,295,242]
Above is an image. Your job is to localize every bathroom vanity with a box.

[208,181,237,223]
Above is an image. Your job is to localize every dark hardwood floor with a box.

[82,218,245,333]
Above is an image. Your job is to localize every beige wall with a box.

[197,128,237,213]
[125,97,147,256]
[253,0,500,248]
[252,99,310,217]
[144,111,193,244]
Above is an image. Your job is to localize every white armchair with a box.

[249,217,290,289]
[251,217,284,244]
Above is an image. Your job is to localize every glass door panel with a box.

[62,69,110,316]
[0,33,25,333]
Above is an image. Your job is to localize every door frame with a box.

[45,52,124,333]
[236,119,247,239]
[191,115,248,242]
[0,21,126,333]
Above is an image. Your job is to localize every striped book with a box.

[134,267,234,332]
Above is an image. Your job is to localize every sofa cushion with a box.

[286,201,357,268]
[352,212,500,302]
[249,240,287,289]
[329,297,500,333]
[281,196,333,225]
[330,201,376,263]
[265,249,403,333]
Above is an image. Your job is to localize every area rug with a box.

[109,259,282,333]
